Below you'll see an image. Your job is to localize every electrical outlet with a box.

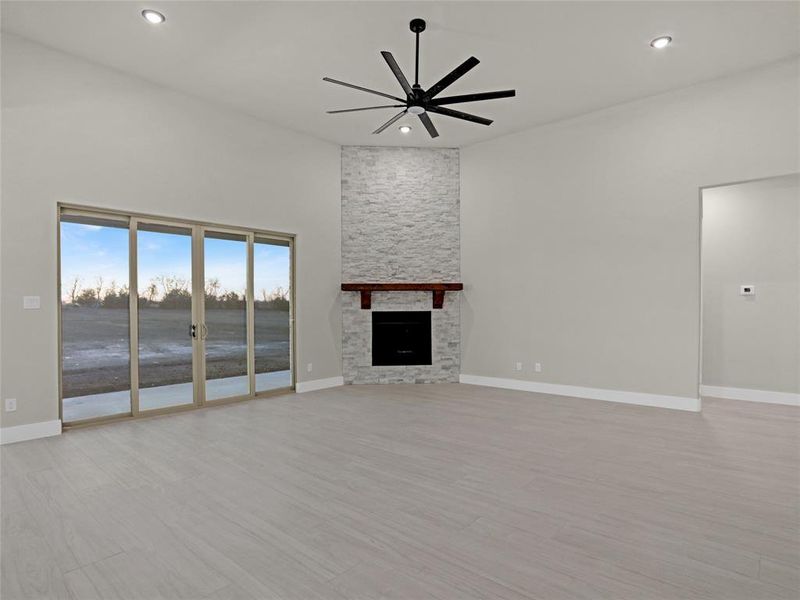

[5,398,17,412]
[515,362,522,371]
[307,363,313,373]
[534,363,542,373]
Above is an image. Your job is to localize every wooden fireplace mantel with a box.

[341,283,464,309]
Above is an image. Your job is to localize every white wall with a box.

[702,175,799,394]
[0,34,342,430]
[461,58,799,404]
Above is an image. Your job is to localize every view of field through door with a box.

[254,237,293,392]
[137,221,196,412]
[203,230,250,402]
[59,207,294,425]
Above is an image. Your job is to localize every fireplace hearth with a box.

[372,311,432,366]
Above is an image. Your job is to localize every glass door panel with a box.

[254,238,292,392]
[204,230,249,401]
[60,213,131,422]
[137,222,195,411]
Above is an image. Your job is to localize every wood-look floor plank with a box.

[1,509,71,600]
[63,567,104,600]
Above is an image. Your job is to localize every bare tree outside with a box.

[63,271,290,311]
[206,277,221,298]
[67,276,80,304]
[144,281,158,303]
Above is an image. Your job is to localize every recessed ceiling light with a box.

[650,36,672,49]
[399,125,412,134]
[142,9,165,25]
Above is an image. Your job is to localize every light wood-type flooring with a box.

[2,383,798,599]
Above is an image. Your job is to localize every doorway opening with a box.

[699,174,799,406]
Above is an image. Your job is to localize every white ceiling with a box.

[2,1,798,148]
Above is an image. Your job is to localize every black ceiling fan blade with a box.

[426,105,493,126]
[429,90,516,106]
[372,110,407,134]
[380,51,414,96]
[327,105,405,114]
[418,112,439,138]
[323,77,405,103]
[423,56,480,100]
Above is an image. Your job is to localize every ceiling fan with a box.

[323,18,515,138]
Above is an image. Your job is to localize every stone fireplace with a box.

[341,146,460,384]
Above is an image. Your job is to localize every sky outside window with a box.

[61,222,289,302]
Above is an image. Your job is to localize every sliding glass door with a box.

[60,213,131,422]
[136,222,196,411]
[203,230,250,402]
[254,237,292,392]
[59,208,294,425]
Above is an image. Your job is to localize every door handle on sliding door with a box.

[201,323,208,340]
[191,324,197,339]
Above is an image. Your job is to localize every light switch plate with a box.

[5,398,17,412]
[23,296,41,309]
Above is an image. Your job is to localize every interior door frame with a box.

[57,203,296,428]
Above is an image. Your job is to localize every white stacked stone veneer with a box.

[341,146,460,384]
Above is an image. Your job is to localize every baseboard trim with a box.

[296,376,345,393]
[700,385,799,406]
[0,419,62,445]
[459,374,700,412]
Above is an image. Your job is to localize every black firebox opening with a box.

[372,311,432,366]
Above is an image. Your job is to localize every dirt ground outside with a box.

[61,306,290,397]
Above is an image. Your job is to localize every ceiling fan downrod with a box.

[410,18,426,88]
